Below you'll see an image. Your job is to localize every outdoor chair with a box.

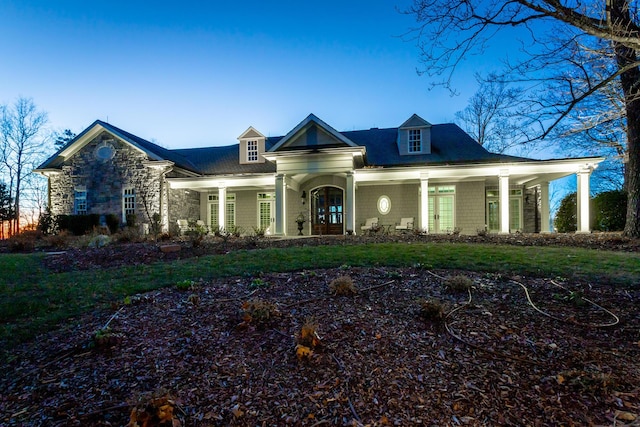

[360,217,379,233]
[395,217,414,232]
[176,219,189,235]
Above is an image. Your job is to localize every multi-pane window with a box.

[408,129,421,153]
[74,189,87,215]
[486,188,523,232]
[208,193,236,230]
[247,140,259,162]
[123,188,136,220]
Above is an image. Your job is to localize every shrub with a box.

[175,279,195,291]
[57,214,101,235]
[249,277,269,290]
[554,192,577,233]
[444,275,473,293]
[91,327,123,348]
[418,298,445,322]
[105,214,120,234]
[240,299,280,327]
[43,230,72,249]
[329,276,357,296]
[125,213,137,227]
[185,220,208,246]
[38,208,59,235]
[593,190,627,231]
[7,230,41,252]
[114,225,143,243]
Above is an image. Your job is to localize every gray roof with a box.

[343,124,528,167]
[173,138,281,175]
[37,119,531,176]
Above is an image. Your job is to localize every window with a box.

[123,188,135,221]
[377,195,391,215]
[428,186,456,233]
[486,188,523,232]
[208,193,236,230]
[247,140,259,162]
[408,129,421,153]
[257,193,275,233]
[74,188,87,215]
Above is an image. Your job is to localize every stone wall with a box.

[523,186,541,233]
[168,188,201,232]
[48,131,165,227]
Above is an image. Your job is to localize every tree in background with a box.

[554,192,577,233]
[0,97,49,235]
[593,189,627,231]
[0,181,13,239]
[455,73,526,154]
[53,129,76,150]
[407,0,640,236]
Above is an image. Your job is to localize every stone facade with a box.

[48,131,167,227]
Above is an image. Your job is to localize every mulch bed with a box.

[1,234,640,426]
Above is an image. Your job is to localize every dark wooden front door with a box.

[311,187,343,235]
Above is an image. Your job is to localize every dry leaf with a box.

[615,411,637,421]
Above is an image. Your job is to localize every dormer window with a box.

[247,140,259,162]
[408,129,421,153]
[238,126,266,165]
[398,114,432,156]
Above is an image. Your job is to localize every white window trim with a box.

[74,187,87,215]
[247,140,259,163]
[122,187,136,223]
[486,187,523,232]
[208,193,237,230]
[408,129,422,153]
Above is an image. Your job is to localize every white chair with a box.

[360,217,379,233]
[176,219,189,235]
[395,217,414,232]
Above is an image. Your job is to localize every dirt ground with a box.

[1,233,639,426]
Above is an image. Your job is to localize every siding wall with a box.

[455,181,486,235]
[355,184,419,232]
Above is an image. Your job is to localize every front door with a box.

[258,193,275,234]
[312,187,343,235]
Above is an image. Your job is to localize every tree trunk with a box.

[612,1,640,237]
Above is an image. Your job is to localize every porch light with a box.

[301,190,307,205]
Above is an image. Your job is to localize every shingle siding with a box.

[455,181,486,235]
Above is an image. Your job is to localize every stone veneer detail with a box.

[48,132,169,227]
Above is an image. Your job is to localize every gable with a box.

[238,126,265,140]
[269,114,359,152]
[283,124,348,149]
[36,120,199,174]
[399,113,431,129]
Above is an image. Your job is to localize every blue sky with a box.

[1,1,496,148]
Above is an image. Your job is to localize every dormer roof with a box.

[238,126,266,140]
[399,113,431,129]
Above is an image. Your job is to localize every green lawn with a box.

[1,242,639,350]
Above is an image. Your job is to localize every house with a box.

[35,113,603,236]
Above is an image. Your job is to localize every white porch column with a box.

[346,172,356,234]
[499,170,510,234]
[420,173,429,233]
[539,181,551,233]
[218,185,226,230]
[275,174,287,235]
[576,167,592,233]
